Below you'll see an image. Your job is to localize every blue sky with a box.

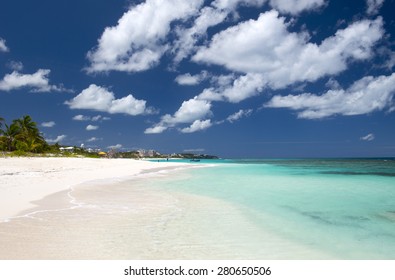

[0,0,394,158]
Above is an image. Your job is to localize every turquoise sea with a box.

[148,158,395,259]
[2,158,395,259]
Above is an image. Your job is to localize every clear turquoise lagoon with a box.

[147,158,395,259]
[3,158,394,259]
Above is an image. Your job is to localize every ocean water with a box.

[1,158,395,259]
[147,158,395,259]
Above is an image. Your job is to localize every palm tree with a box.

[1,122,21,151]
[1,115,48,153]
[15,115,40,139]
[14,115,46,148]
[0,117,4,152]
[0,116,4,131]
[16,137,44,152]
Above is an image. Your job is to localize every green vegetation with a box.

[177,153,218,159]
[0,115,99,158]
[115,151,140,159]
[1,115,218,159]
[0,115,48,153]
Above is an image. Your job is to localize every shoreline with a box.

[0,157,190,222]
[0,156,333,260]
[0,167,333,259]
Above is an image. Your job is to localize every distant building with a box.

[137,149,158,157]
[59,147,74,152]
[86,148,101,153]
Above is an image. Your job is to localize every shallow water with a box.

[150,158,395,259]
[1,158,394,259]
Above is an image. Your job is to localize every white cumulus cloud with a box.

[87,0,203,73]
[175,71,208,85]
[196,73,267,103]
[212,0,266,10]
[88,0,325,70]
[325,78,342,90]
[0,69,67,92]
[73,115,91,121]
[226,109,253,123]
[66,84,151,116]
[172,0,327,65]
[73,114,110,121]
[144,125,168,134]
[265,73,395,119]
[0,38,9,52]
[212,0,325,14]
[145,97,212,133]
[165,97,212,123]
[46,135,67,144]
[91,115,102,121]
[269,0,326,15]
[172,0,268,64]
[87,137,101,142]
[86,125,99,131]
[172,6,228,64]
[180,119,212,133]
[41,121,56,128]
[360,133,375,141]
[366,0,384,15]
[7,61,23,71]
[193,12,383,93]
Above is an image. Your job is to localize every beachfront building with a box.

[59,147,74,152]
[137,149,160,158]
[86,148,101,153]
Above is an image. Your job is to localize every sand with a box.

[0,157,333,259]
[0,157,188,221]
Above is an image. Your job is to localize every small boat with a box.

[190,158,200,162]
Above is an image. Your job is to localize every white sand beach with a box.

[0,157,187,221]
[0,157,334,259]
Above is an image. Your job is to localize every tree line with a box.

[0,115,49,153]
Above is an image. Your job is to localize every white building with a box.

[137,149,157,157]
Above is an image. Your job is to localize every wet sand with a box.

[0,157,188,221]
[0,170,332,259]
